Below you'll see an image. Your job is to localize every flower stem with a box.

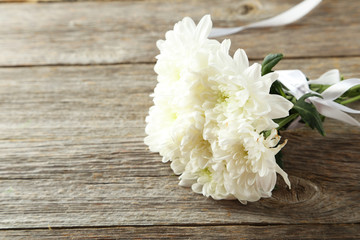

[278,86,287,98]
[348,84,360,92]
[276,113,300,131]
[309,84,330,93]
[340,94,360,105]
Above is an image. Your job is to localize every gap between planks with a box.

[1,55,360,69]
[0,223,359,240]
[0,222,359,231]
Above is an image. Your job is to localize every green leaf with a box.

[270,80,286,96]
[293,93,325,136]
[275,151,284,170]
[261,53,283,76]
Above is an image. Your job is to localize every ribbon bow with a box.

[276,70,360,127]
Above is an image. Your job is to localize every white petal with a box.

[257,171,276,194]
[170,159,185,175]
[276,165,291,189]
[182,16,196,33]
[267,94,293,119]
[195,15,212,40]
[233,49,249,71]
[244,63,261,81]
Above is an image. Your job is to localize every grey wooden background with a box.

[0,0,359,239]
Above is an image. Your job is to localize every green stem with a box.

[348,84,360,92]
[309,84,330,93]
[276,113,300,131]
[278,86,287,98]
[340,94,360,105]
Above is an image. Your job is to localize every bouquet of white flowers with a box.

[144,15,360,204]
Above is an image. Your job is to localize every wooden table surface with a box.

[0,0,359,239]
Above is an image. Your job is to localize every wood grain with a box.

[0,0,359,66]
[0,58,359,229]
[1,224,359,240]
[1,0,360,238]
[0,0,134,2]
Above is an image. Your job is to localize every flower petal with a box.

[195,15,212,41]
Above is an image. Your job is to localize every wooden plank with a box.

[0,58,359,180]
[0,0,100,2]
[0,58,359,228]
[0,0,144,2]
[1,224,359,239]
[0,0,359,66]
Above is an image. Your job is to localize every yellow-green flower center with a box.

[200,167,212,180]
[170,111,178,121]
[218,91,229,103]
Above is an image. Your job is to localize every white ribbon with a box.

[276,70,360,127]
[209,0,322,38]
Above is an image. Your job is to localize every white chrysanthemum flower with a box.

[146,15,217,174]
[220,128,290,203]
[154,15,220,85]
[205,39,293,133]
[180,122,291,203]
[144,101,205,174]
[145,14,293,204]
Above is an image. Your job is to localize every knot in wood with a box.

[271,176,320,204]
[225,1,259,18]
[239,3,255,15]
